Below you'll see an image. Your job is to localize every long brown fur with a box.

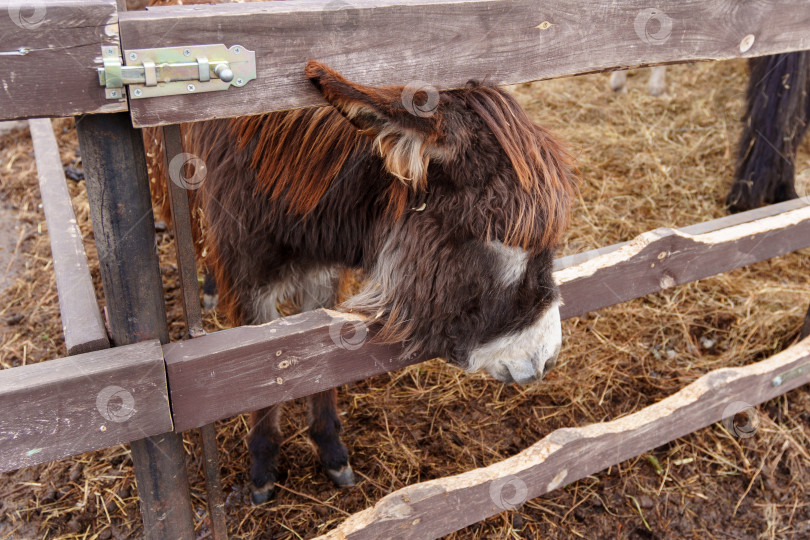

[143,10,577,499]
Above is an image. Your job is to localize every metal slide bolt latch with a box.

[98,44,256,100]
[214,64,234,83]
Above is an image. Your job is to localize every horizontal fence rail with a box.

[0,0,125,121]
[556,200,810,319]
[0,340,170,472]
[29,119,110,355]
[3,0,810,124]
[116,0,810,126]
[552,198,810,270]
[1,197,807,471]
[315,335,810,540]
[164,200,810,431]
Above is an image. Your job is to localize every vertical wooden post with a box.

[76,113,196,540]
[162,123,229,539]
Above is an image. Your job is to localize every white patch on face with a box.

[250,266,340,324]
[487,241,529,287]
[467,299,562,385]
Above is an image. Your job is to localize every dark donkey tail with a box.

[728,51,810,212]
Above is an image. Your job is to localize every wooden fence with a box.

[1,0,810,539]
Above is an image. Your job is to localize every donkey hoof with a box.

[326,464,355,487]
[202,293,218,312]
[249,482,275,505]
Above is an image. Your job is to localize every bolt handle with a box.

[214,64,234,83]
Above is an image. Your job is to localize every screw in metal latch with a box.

[133,89,142,97]
[187,84,196,92]
[106,47,114,55]
[236,78,244,86]
[183,48,191,57]
[110,90,119,98]
[128,52,137,61]
[233,46,241,54]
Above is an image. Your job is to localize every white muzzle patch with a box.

[467,299,562,385]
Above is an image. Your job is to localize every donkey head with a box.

[306,61,578,384]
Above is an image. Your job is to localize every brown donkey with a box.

[163,61,577,503]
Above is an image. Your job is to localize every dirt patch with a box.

[0,61,809,539]
[0,121,29,295]
[0,204,25,293]
[0,122,36,341]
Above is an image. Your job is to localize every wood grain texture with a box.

[0,0,125,121]
[165,202,810,431]
[553,198,810,271]
[77,113,196,540]
[29,119,109,355]
[0,340,170,473]
[161,124,228,540]
[162,124,205,338]
[555,203,810,320]
[120,0,810,126]
[164,310,414,432]
[315,336,810,540]
[77,113,170,346]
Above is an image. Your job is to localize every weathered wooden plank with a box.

[0,0,125,121]
[162,124,229,540]
[0,340,170,472]
[553,198,810,271]
[164,310,412,432]
[314,336,810,540]
[165,202,810,431]
[77,112,196,540]
[120,0,810,126]
[29,118,109,355]
[556,203,810,320]
[162,124,205,338]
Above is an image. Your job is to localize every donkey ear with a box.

[305,60,440,135]
[306,60,444,188]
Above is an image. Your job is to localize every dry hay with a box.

[1,58,809,539]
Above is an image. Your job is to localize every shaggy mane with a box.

[458,85,578,250]
[227,83,577,245]
[229,108,365,215]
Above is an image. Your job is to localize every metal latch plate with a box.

[99,44,256,100]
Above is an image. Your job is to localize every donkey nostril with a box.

[542,354,559,376]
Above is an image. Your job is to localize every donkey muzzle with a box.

[467,300,562,385]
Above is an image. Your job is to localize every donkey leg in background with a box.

[202,269,218,311]
[609,67,666,95]
[307,389,355,487]
[248,405,284,504]
[609,70,628,93]
[728,51,810,212]
[648,66,667,96]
